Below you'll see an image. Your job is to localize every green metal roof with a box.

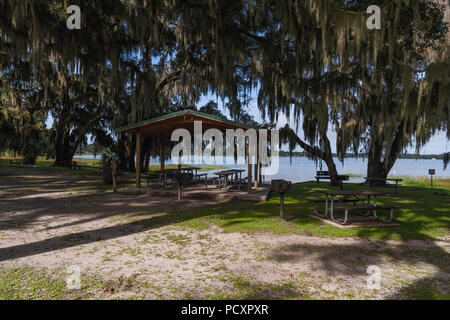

[116,109,254,133]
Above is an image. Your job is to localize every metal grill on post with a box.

[173,172,192,202]
[271,180,292,219]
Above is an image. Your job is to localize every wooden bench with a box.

[195,173,209,189]
[232,177,249,190]
[315,171,331,182]
[70,161,81,170]
[206,176,220,189]
[332,205,400,225]
[9,159,24,166]
[146,173,162,186]
[315,171,349,190]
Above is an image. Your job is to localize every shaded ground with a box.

[0,167,449,299]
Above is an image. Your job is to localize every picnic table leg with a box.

[329,198,348,225]
[313,195,328,218]
[374,208,394,223]
[357,197,371,217]
[373,196,377,217]
[279,192,285,219]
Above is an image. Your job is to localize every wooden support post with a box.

[136,132,141,191]
[254,136,259,189]
[254,154,258,189]
[112,159,117,192]
[259,161,262,185]
[248,142,252,193]
[160,137,165,171]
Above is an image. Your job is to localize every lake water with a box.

[74,154,449,183]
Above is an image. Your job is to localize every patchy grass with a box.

[0,267,66,300]
[175,181,450,241]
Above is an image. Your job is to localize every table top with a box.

[154,169,179,173]
[215,169,245,176]
[364,177,403,182]
[316,190,390,196]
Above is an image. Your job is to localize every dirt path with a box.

[0,168,449,299]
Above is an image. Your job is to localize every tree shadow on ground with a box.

[1,169,449,299]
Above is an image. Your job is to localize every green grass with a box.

[398,175,450,190]
[0,267,67,300]
[174,180,450,241]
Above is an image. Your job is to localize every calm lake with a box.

[74,155,449,183]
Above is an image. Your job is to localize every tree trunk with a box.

[322,135,340,185]
[54,129,75,167]
[290,129,340,184]
[367,121,405,181]
[118,133,135,172]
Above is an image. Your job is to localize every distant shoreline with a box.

[72,153,445,161]
[278,153,445,160]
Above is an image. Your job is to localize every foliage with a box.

[0,1,448,174]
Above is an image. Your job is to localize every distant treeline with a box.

[279,151,446,160]
[76,143,446,160]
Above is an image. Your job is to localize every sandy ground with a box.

[0,167,449,299]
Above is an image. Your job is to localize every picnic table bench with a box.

[194,173,209,189]
[9,159,24,166]
[315,171,349,190]
[70,161,103,170]
[363,177,403,194]
[70,161,81,170]
[313,190,400,225]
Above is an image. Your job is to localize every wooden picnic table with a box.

[313,189,397,225]
[153,169,179,186]
[214,169,245,189]
[180,167,200,176]
[364,177,403,193]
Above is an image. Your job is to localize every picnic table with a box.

[181,167,211,183]
[313,189,399,225]
[364,177,403,194]
[180,167,199,176]
[152,169,179,186]
[214,169,245,189]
